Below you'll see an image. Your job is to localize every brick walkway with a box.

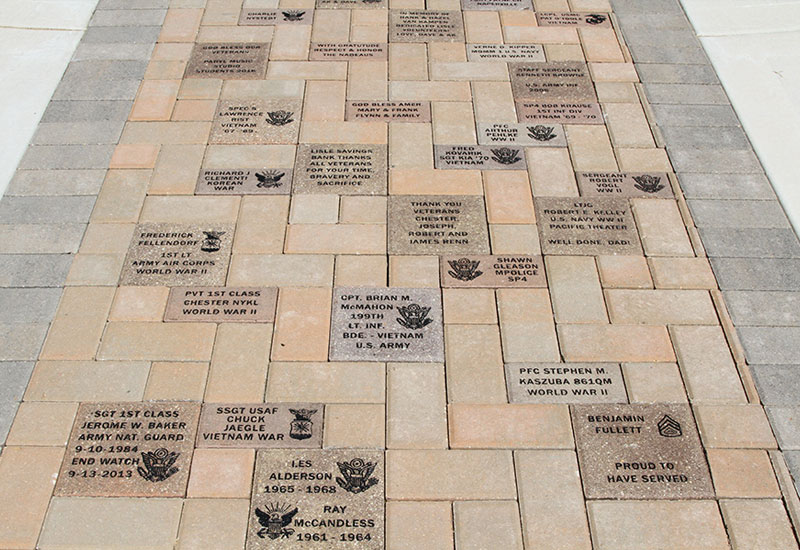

[1,0,799,548]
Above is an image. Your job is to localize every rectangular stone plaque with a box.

[293,144,387,195]
[247,450,384,550]
[440,255,546,288]
[510,62,596,102]
[239,8,314,25]
[198,403,323,448]
[310,43,388,60]
[572,404,715,499]
[467,43,544,62]
[516,101,604,124]
[185,42,269,79]
[210,99,301,144]
[506,363,627,403]
[120,223,234,286]
[165,287,278,322]
[535,197,642,255]
[329,287,444,362]
[345,101,430,122]
[195,168,293,195]
[434,145,528,170]
[388,195,490,255]
[55,402,200,497]
[536,12,611,27]
[477,122,566,147]
[317,0,387,7]
[390,10,465,43]
[461,0,532,9]
[577,172,673,198]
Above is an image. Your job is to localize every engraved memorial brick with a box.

[239,8,314,25]
[293,144,387,195]
[165,287,278,322]
[390,10,465,42]
[434,145,528,170]
[577,172,673,198]
[505,363,627,403]
[461,0,532,9]
[185,42,270,79]
[198,403,323,448]
[345,101,430,122]
[317,0,387,8]
[329,287,444,362]
[195,168,293,195]
[535,197,642,255]
[572,404,715,499]
[477,122,566,147]
[210,99,302,144]
[536,12,611,27]
[55,402,200,497]
[440,255,546,288]
[510,62,596,102]
[467,43,544,62]
[516,101,604,124]
[310,43,388,60]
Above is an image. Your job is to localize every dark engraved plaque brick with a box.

[461,0,532,9]
[55,402,200,497]
[388,195,490,255]
[505,363,627,403]
[466,44,545,62]
[310,43,388,60]
[197,403,323,448]
[239,8,314,25]
[536,12,611,27]
[535,197,642,255]
[329,287,444,362]
[120,223,234,286]
[293,144,387,195]
[247,450,384,549]
[345,101,430,121]
[434,145,528,170]
[185,42,270,79]
[477,122,566,147]
[440,255,546,288]
[165,287,278,322]
[195,168,293,195]
[317,0,387,8]
[210,99,301,144]
[516,101,604,124]
[572,403,715,499]
[510,62,596,102]
[390,10,465,43]
[577,172,674,198]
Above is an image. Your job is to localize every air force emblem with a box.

[336,458,378,494]
[200,231,225,252]
[255,503,298,539]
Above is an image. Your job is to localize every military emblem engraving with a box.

[255,503,298,539]
[265,110,294,126]
[336,458,379,494]
[256,170,286,188]
[632,174,666,194]
[201,230,225,252]
[528,125,557,141]
[657,415,682,438]
[396,303,433,330]
[585,13,607,24]
[490,147,522,165]
[434,145,528,170]
[137,448,180,482]
[283,10,306,21]
[448,258,483,281]
[289,409,318,440]
[536,12,612,27]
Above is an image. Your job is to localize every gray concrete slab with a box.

[0,362,35,402]
[0,255,73,287]
[700,228,800,258]
[724,291,800,326]
[738,326,800,365]
[635,63,720,84]
[651,104,740,127]
[6,170,106,197]
[752,365,800,406]
[687,199,790,229]
[0,289,63,324]
[677,173,776,200]
[765,407,800,449]
[0,323,49,361]
[668,149,763,173]
[0,224,86,254]
[41,100,133,123]
[660,126,750,149]
[710,258,800,290]
[18,145,115,170]
[0,196,97,224]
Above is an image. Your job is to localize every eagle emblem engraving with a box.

[490,147,522,165]
[527,125,557,142]
[632,174,665,194]
[200,230,225,252]
[137,448,180,482]
[289,408,317,440]
[336,458,378,494]
[396,303,433,330]
[281,10,305,21]
[448,258,483,281]
[255,503,298,539]
[265,110,294,126]
[255,170,286,188]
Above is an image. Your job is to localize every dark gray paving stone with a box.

[643,83,728,105]
[621,29,700,49]
[710,258,800,290]
[81,26,162,43]
[0,362,35,402]
[72,42,155,61]
[635,63,719,84]
[652,105,739,127]
[0,289,62,324]
[724,291,800,326]
[96,0,169,7]
[614,13,692,30]
[784,451,800,494]
[751,365,800,406]
[53,60,148,100]
[0,224,86,254]
[6,170,105,197]
[660,126,750,150]
[89,9,166,26]
[41,100,133,123]
[676,173,775,200]
[627,44,709,64]
[0,255,73,287]
[700,228,800,258]
[687,199,790,229]
[765,407,800,449]
[18,145,115,170]
[32,121,125,145]
[610,0,685,14]
[0,323,49,361]
[59,60,149,81]
[738,327,800,365]
[668,149,763,174]
[0,402,19,445]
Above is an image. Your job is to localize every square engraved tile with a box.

[477,122,566,147]
[55,402,200,497]
[440,255,546,288]
[572,403,714,499]
[388,195,490,255]
[239,8,314,25]
[506,363,627,403]
[210,99,302,144]
[247,450,384,549]
[120,223,234,286]
[516,101,604,124]
[510,62,596,102]
[467,43,544,62]
[345,101,430,122]
[577,172,674,198]
[197,403,323,448]
[185,42,270,79]
[535,197,642,255]
[293,144,387,195]
[329,287,444,362]
[434,145,528,170]
[317,0,387,8]
[165,287,278,322]
[536,12,611,27]
[310,43,388,60]
[390,11,465,43]
[461,0,532,9]
[195,168,293,195]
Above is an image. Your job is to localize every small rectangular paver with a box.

[165,287,277,322]
[197,403,323,448]
[390,11,465,43]
[185,42,270,79]
[506,363,627,403]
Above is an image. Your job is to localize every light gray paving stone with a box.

[0,255,73,287]
[677,173,775,200]
[6,170,106,197]
[668,149,763,174]
[643,83,728,105]
[89,9,166,26]
[53,60,148,100]
[0,196,96,224]
[18,145,115,170]
[700,228,800,258]
[0,362,35,402]
[651,105,740,127]
[41,100,133,123]
[0,224,86,254]
[627,44,709,64]
[687,200,790,229]
[660,126,750,150]
[0,323,49,361]
[783,451,800,494]
[724,291,800,326]
[72,42,155,62]
[58,60,149,81]
[710,258,800,290]
[621,29,700,49]
[751,366,800,406]
[635,63,719,84]
[32,121,125,145]
[96,0,169,7]
[0,402,19,445]
[0,289,62,324]
[765,407,800,449]
[610,0,685,14]
[615,13,692,30]
[81,26,162,43]
[738,327,800,365]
